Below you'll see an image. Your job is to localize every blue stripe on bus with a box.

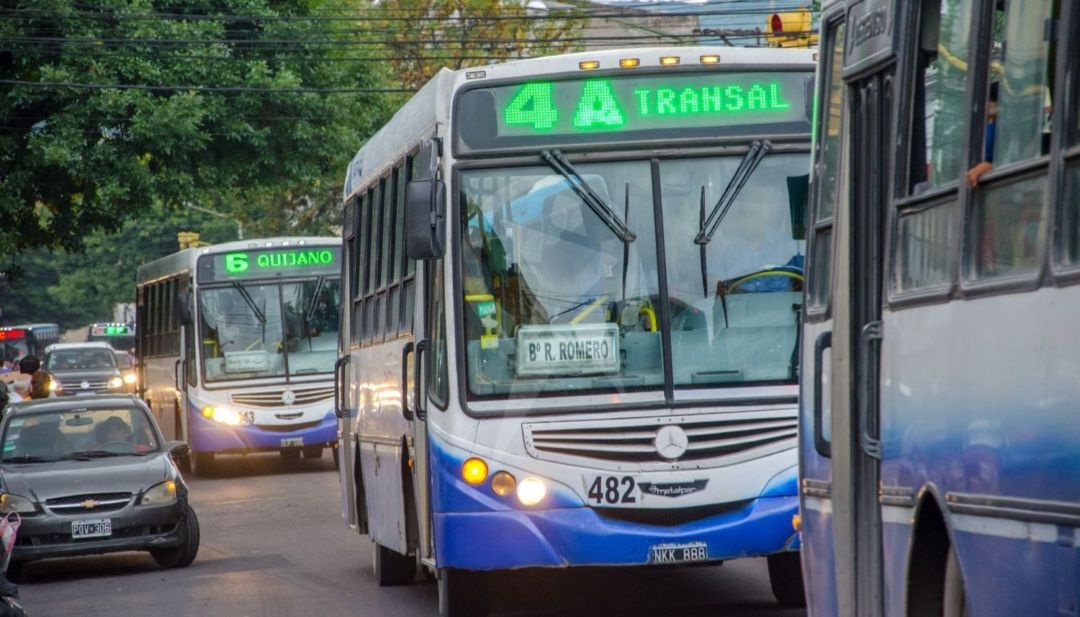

[187,403,337,452]
[429,433,799,570]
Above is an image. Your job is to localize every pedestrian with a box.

[26,370,51,401]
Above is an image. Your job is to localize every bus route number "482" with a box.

[587,475,637,505]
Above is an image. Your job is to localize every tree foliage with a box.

[372,0,585,90]
[0,0,393,262]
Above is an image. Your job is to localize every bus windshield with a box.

[198,279,341,383]
[459,153,805,400]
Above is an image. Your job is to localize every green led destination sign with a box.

[198,246,341,282]
[455,71,813,153]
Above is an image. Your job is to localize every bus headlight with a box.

[516,477,546,506]
[202,405,242,426]
[461,458,488,486]
[0,493,36,514]
[109,376,124,389]
[123,373,137,385]
[139,480,177,506]
[490,471,516,497]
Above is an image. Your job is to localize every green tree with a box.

[0,0,395,263]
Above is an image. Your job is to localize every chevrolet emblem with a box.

[81,499,98,509]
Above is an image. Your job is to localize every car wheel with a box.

[302,446,323,460]
[767,551,806,608]
[280,447,301,463]
[190,452,216,477]
[437,568,488,617]
[152,505,200,569]
[373,542,415,586]
[5,561,25,583]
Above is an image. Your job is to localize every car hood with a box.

[0,454,169,501]
[47,369,119,383]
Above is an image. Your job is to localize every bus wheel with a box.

[190,452,216,477]
[944,546,969,617]
[438,569,488,617]
[373,542,415,586]
[332,445,340,468]
[767,552,806,608]
[302,446,323,460]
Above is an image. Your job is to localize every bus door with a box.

[175,277,195,443]
[337,198,358,528]
[837,70,891,617]
[406,137,442,566]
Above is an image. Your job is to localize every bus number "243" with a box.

[587,475,637,505]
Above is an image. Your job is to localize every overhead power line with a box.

[0,80,414,93]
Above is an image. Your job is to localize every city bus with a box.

[0,323,60,363]
[136,237,342,475]
[336,47,816,616]
[86,322,137,355]
[800,1,1078,616]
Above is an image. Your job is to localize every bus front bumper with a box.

[188,406,338,453]
[433,494,799,570]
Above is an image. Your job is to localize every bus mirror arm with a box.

[334,356,351,419]
[812,331,832,458]
[400,342,415,421]
[414,339,430,422]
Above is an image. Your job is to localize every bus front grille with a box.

[523,410,797,469]
[592,501,752,527]
[230,386,335,408]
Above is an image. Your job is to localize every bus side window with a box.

[969,0,1058,280]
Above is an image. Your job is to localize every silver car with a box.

[0,395,199,580]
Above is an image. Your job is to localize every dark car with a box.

[43,343,126,396]
[0,395,199,580]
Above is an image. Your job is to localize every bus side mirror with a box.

[787,174,809,241]
[175,288,193,326]
[405,179,446,260]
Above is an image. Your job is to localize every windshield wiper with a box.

[2,455,58,464]
[231,281,267,325]
[694,140,772,246]
[541,149,636,243]
[65,450,124,459]
[304,276,326,324]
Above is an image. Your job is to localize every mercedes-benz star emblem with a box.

[654,426,689,460]
[281,390,296,406]
[80,381,90,390]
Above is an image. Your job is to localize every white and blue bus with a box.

[336,47,816,616]
[136,238,342,475]
[800,1,1078,616]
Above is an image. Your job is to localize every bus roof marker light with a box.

[618,58,640,69]
[461,458,489,486]
[578,60,600,71]
[700,54,721,65]
[466,70,487,80]
[659,56,680,66]
[516,477,546,506]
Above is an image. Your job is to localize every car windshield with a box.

[458,153,805,400]
[1,406,161,462]
[198,280,341,383]
[46,349,117,371]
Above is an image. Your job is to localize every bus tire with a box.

[373,542,415,586]
[332,445,340,469]
[438,569,488,617]
[302,446,323,459]
[190,452,216,477]
[943,546,969,617]
[767,552,806,608]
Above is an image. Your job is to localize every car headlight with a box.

[0,493,36,514]
[139,480,177,507]
[123,372,137,385]
[49,379,61,392]
[109,376,124,389]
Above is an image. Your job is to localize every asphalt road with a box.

[18,453,807,617]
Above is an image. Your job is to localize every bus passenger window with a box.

[909,0,975,194]
[969,0,1057,279]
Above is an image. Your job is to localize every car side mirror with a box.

[787,174,809,241]
[405,179,446,260]
[167,441,190,458]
